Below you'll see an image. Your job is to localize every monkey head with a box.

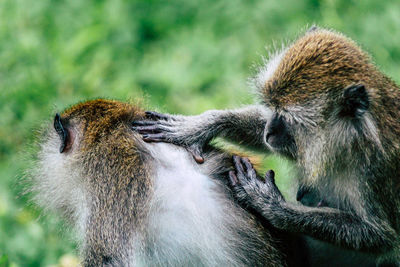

[34,100,150,239]
[256,28,396,179]
[53,99,145,154]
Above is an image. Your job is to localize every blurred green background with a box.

[1,0,399,266]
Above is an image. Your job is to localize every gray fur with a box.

[134,28,400,265]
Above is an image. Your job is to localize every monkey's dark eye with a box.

[53,113,70,153]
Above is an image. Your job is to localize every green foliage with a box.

[0,254,9,267]
[0,0,399,265]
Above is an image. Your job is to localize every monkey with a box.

[30,99,311,266]
[133,27,400,265]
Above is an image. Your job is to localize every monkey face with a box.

[261,82,373,166]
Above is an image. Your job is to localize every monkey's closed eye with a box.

[54,113,71,153]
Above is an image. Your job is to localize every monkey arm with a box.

[133,105,272,162]
[229,156,396,254]
[273,203,396,253]
[208,105,271,150]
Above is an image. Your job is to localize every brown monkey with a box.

[31,99,308,266]
[134,27,400,265]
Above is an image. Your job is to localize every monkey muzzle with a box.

[54,113,70,153]
[263,114,287,149]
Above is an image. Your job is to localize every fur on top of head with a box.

[60,99,145,149]
[254,27,379,110]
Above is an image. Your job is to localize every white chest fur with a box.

[141,143,243,266]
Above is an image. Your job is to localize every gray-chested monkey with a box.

[31,99,309,266]
[133,27,400,264]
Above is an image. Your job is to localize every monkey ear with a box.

[54,113,72,153]
[340,84,369,118]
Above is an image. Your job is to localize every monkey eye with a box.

[53,113,71,153]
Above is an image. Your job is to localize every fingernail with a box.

[194,155,204,164]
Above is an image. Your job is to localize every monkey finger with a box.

[265,170,276,184]
[132,120,159,126]
[229,171,239,186]
[188,145,204,164]
[264,170,285,201]
[240,157,257,179]
[233,156,246,178]
[145,111,174,121]
[142,133,167,142]
[133,125,173,134]
[133,126,161,134]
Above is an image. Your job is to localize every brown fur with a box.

[264,30,368,106]
[59,100,151,265]
[62,99,145,148]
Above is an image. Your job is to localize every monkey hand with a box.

[229,155,285,219]
[132,111,206,163]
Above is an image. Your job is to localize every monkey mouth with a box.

[54,113,73,153]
